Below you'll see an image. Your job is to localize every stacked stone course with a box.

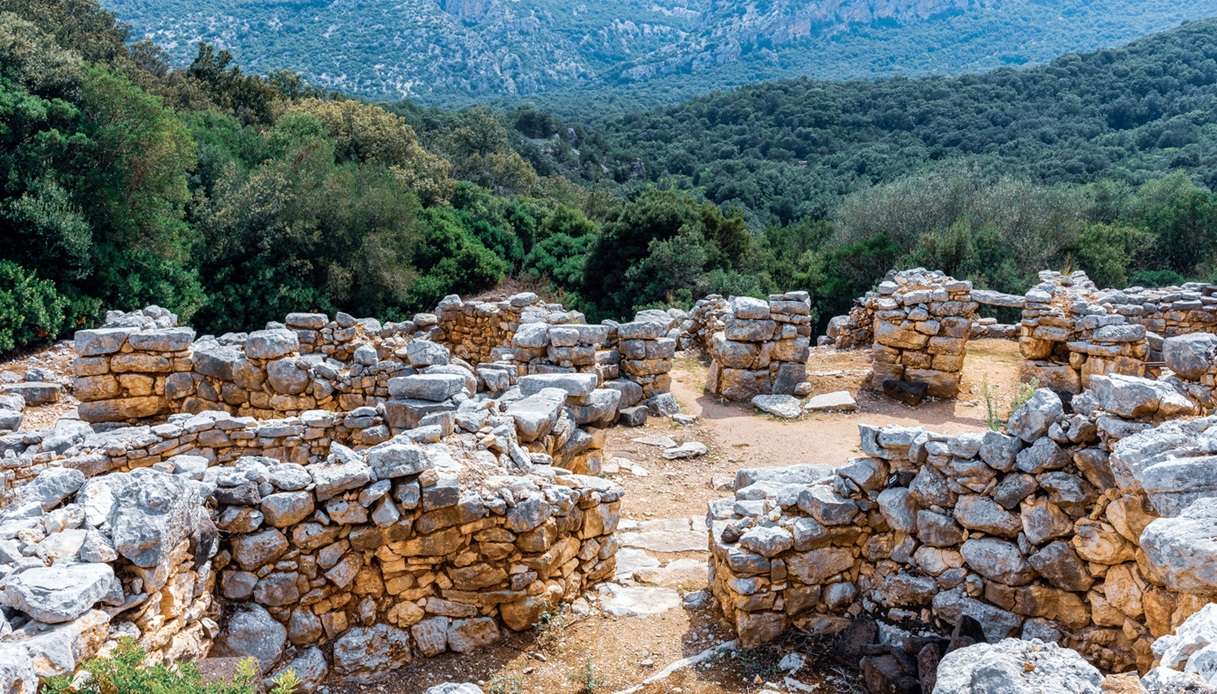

[0,309,630,688]
[1020,271,1150,393]
[617,318,676,399]
[705,293,813,401]
[869,270,977,399]
[708,375,1217,680]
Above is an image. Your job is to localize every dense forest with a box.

[4,0,1217,359]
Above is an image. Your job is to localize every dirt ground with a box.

[334,339,1027,694]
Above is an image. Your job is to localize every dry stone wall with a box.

[1020,271,1150,393]
[708,375,1217,680]
[704,293,813,401]
[869,270,977,399]
[0,302,642,690]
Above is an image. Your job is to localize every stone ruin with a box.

[707,370,1217,691]
[868,270,977,400]
[0,293,688,689]
[1019,271,1151,393]
[680,292,813,401]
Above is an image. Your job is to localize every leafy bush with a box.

[42,638,298,694]
[0,261,67,352]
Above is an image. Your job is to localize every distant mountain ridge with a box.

[100,0,1217,108]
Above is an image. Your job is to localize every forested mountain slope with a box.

[98,0,1217,108]
[6,0,1217,367]
[565,18,1217,224]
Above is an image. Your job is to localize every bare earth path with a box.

[337,339,1025,694]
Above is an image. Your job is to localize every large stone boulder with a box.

[0,564,121,624]
[1146,603,1217,691]
[108,468,215,572]
[332,624,412,683]
[933,638,1103,694]
[215,604,286,673]
[1007,389,1062,442]
[1140,497,1217,593]
[1163,333,1217,380]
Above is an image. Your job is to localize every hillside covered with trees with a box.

[4,0,1217,360]
[98,0,1217,112]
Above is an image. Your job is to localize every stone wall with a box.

[707,375,1216,679]
[1098,282,1217,337]
[704,293,813,401]
[1020,271,1150,393]
[869,270,977,399]
[0,422,622,687]
[73,295,673,428]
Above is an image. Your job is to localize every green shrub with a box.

[0,261,67,353]
[41,638,299,694]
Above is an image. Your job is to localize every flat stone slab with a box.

[662,442,708,459]
[597,583,681,617]
[804,391,858,412]
[633,434,677,449]
[619,517,707,553]
[752,394,802,419]
[614,547,661,579]
[518,373,598,398]
[633,558,708,589]
[0,383,61,406]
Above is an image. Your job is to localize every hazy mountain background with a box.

[100,0,1217,111]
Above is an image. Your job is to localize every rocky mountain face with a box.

[100,0,1217,104]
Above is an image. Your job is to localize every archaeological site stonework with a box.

[3,271,1217,692]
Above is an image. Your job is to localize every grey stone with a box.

[0,563,120,623]
[260,492,314,527]
[518,373,598,398]
[877,488,917,533]
[752,394,802,419]
[217,604,287,673]
[245,329,299,359]
[1027,540,1093,592]
[388,373,467,402]
[803,391,857,412]
[961,538,1034,586]
[934,638,1102,694]
[109,468,213,570]
[22,468,85,512]
[266,646,328,691]
[231,529,288,570]
[1140,497,1217,593]
[954,495,1021,538]
[364,440,430,479]
[405,340,450,367]
[506,388,565,443]
[1015,437,1069,474]
[1163,333,1217,380]
[1007,389,1063,442]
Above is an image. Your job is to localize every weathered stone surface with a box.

[331,625,412,682]
[954,495,1021,538]
[1007,389,1063,442]
[260,492,314,527]
[934,638,1103,694]
[216,605,286,673]
[1163,333,1217,380]
[245,329,299,359]
[109,468,213,569]
[388,374,466,402]
[1140,497,1217,593]
[803,391,857,412]
[0,564,120,623]
[960,538,1033,586]
[752,394,802,419]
